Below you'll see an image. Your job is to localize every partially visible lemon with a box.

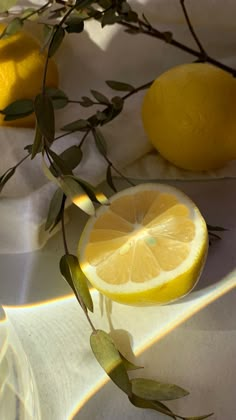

[0,24,58,128]
[142,63,236,171]
[79,183,208,306]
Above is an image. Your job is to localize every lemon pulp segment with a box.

[79,184,208,306]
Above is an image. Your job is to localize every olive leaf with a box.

[75,177,109,205]
[34,94,55,143]
[48,149,72,175]
[101,9,121,27]
[106,164,117,192]
[106,80,135,92]
[2,99,34,121]
[91,90,110,105]
[48,26,65,57]
[80,96,94,107]
[62,119,90,132]
[46,87,69,110]
[42,156,59,183]
[93,128,107,156]
[60,254,93,312]
[0,167,15,193]
[45,188,64,231]
[0,17,23,39]
[111,96,124,110]
[58,176,95,216]
[58,146,83,171]
[31,124,43,159]
[131,378,189,401]
[119,353,143,371]
[66,19,84,34]
[129,394,177,419]
[90,330,132,395]
[207,224,227,232]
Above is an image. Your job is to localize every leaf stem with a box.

[179,0,206,56]
[103,154,135,187]
[14,153,30,169]
[122,81,153,100]
[79,129,91,148]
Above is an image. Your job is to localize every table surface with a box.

[1,179,236,420]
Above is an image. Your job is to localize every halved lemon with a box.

[79,184,208,306]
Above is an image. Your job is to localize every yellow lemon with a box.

[79,183,208,306]
[142,63,236,171]
[0,24,58,128]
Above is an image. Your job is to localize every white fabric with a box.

[1,0,236,253]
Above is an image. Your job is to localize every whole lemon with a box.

[142,63,236,171]
[0,24,58,128]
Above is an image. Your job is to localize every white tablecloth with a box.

[1,1,236,419]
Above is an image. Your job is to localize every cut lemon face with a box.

[79,184,208,306]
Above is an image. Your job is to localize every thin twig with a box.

[79,129,91,148]
[14,153,30,169]
[120,19,236,76]
[103,154,135,187]
[42,3,77,92]
[122,80,153,100]
[179,0,206,56]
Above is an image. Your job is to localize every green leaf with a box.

[98,0,112,8]
[58,146,83,171]
[106,164,117,192]
[111,96,124,110]
[59,176,95,216]
[129,394,177,419]
[42,156,58,183]
[66,19,84,34]
[90,330,132,395]
[93,128,107,156]
[0,18,23,39]
[48,26,65,57]
[46,88,69,110]
[75,177,109,205]
[101,9,121,27]
[207,224,228,232]
[0,167,15,193]
[119,353,143,371]
[60,254,93,312]
[48,149,72,175]
[123,11,138,23]
[106,80,134,92]
[80,96,94,107]
[131,378,189,401]
[34,94,55,143]
[96,111,107,121]
[0,0,17,13]
[121,2,132,14]
[45,188,64,231]
[31,124,43,159]
[62,119,90,132]
[2,99,34,118]
[91,90,110,105]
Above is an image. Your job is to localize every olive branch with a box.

[0,0,232,418]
